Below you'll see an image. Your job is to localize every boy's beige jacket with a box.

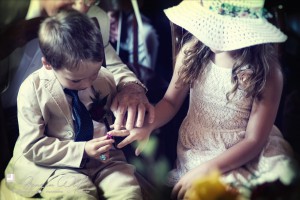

[5,67,116,197]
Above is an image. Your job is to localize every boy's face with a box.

[49,60,102,91]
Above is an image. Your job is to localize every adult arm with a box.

[88,6,154,130]
[110,44,190,154]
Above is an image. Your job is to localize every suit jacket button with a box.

[68,131,73,137]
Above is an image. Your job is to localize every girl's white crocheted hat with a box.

[164,0,287,51]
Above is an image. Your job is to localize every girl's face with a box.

[50,60,102,91]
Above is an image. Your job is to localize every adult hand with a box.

[111,83,155,130]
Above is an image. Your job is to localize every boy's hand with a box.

[111,83,155,130]
[84,135,114,159]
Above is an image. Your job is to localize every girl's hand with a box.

[171,164,211,199]
[108,125,152,156]
[84,135,114,159]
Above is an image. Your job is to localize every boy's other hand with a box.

[84,136,114,159]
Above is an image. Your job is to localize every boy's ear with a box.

[42,57,52,70]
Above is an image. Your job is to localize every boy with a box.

[4,9,142,199]
[1,0,154,132]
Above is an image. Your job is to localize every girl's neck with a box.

[212,51,235,69]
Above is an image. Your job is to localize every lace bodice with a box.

[179,61,253,149]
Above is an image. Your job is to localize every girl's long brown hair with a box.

[176,32,280,100]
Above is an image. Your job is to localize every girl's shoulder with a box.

[267,60,283,84]
[176,35,198,61]
[261,60,283,99]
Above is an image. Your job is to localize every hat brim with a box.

[164,0,287,51]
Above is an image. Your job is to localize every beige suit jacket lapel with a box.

[39,67,73,126]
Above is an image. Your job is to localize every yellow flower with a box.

[185,170,239,200]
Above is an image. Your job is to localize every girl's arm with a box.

[147,46,191,129]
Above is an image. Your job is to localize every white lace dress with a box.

[167,61,295,188]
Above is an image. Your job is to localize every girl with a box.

[110,0,296,199]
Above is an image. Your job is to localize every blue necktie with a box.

[64,89,93,141]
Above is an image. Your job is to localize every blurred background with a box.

[0,0,299,194]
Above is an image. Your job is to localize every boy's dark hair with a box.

[38,9,104,70]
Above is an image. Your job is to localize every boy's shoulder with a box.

[23,66,49,80]
[20,67,54,89]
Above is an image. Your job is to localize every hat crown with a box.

[202,0,265,9]
[164,0,287,51]
[200,0,268,19]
